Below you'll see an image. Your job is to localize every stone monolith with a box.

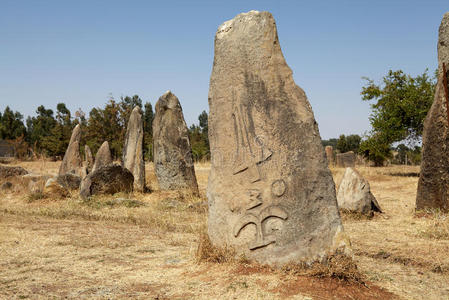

[122,107,145,192]
[337,168,381,215]
[92,141,112,172]
[207,11,350,266]
[325,146,334,166]
[336,151,356,168]
[153,91,199,195]
[59,124,82,176]
[417,13,449,211]
[85,145,94,172]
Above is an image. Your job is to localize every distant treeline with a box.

[322,134,422,165]
[0,95,209,161]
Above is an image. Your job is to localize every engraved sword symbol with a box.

[232,104,272,182]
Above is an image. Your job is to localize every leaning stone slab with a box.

[122,107,145,192]
[153,91,199,195]
[80,164,134,199]
[336,151,356,168]
[207,11,350,266]
[417,12,449,211]
[59,124,82,176]
[337,168,381,215]
[92,141,112,172]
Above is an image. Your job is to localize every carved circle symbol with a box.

[271,179,286,197]
[254,135,265,146]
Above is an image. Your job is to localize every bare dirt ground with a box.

[1,161,448,299]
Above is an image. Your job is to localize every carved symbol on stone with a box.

[246,189,262,210]
[232,105,272,183]
[233,205,288,250]
[271,179,286,197]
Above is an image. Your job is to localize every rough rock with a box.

[122,107,145,192]
[21,173,52,188]
[0,165,28,178]
[153,91,199,194]
[325,146,334,166]
[207,11,349,266]
[56,173,81,190]
[417,13,449,211]
[337,168,381,214]
[80,164,134,199]
[44,178,69,197]
[1,181,13,191]
[92,141,112,172]
[84,145,94,173]
[58,124,82,176]
[336,151,356,168]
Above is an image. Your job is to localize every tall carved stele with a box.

[416,12,449,211]
[207,11,350,266]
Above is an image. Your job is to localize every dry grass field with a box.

[1,161,449,299]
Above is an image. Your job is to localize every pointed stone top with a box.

[68,124,81,145]
[156,91,181,111]
[438,12,449,71]
[99,140,109,149]
[131,105,142,115]
[92,141,112,172]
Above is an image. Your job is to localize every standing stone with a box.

[417,13,449,211]
[325,146,334,166]
[153,91,199,195]
[59,124,82,176]
[92,141,112,172]
[84,145,94,173]
[122,106,146,192]
[207,11,350,266]
[336,151,356,168]
[337,168,381,215]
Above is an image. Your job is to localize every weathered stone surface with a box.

[58,124,82,176]
[122,107,145,192]
[337,168,381,214]
[56,173,81,190]
[84,145,94,173]
[44,178,69,197]
[207,11,349,266]
[0,165,28,178]
[80,164,134,199]
[325,146,334,166]
[153,91,199,194]
[21,173,52,188]
[336,151,356,168]
[1,181,13,191]
[92,141,112,172]
[417,13,449,211]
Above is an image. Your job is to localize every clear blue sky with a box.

[0,0,447,139]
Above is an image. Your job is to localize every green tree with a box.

[359,134,392,166]
[26,105,57,155]
[336,134,361,153]
[360,69,436,165]
[0,106,26,140]
[322,138,337,148]
[189,111,210,161]
[41,103,73,157]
